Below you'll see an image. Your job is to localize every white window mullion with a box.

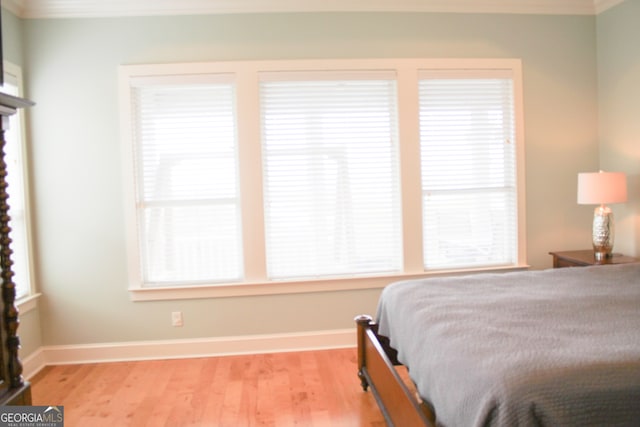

[396,67,424,274]
[235,67,268,283]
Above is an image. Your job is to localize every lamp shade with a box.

[577,171,627,205]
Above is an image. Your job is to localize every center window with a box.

[260,72,402,279]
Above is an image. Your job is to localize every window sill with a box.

[17,293,42,314]
[129,264,530,301]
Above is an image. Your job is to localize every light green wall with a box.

[597,0,640,256]
[16,12,600,348]
[1,6,23,65]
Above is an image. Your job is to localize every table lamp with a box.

[577,171,627,261]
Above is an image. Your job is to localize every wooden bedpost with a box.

[355,314,373,391]
[0,92,34,405]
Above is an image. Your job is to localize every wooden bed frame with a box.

[355,315,435,427]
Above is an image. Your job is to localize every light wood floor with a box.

[30,348,387,426]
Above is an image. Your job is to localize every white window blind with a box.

[1,69,32,299]
[131,76,243,285]
[260,72,402,279]
[419,71,517,269]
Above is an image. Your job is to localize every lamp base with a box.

[593,251,612,262]
[592,205,614,261]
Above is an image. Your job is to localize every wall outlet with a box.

[171,311,183,327]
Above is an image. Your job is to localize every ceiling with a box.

[1,0,625,18]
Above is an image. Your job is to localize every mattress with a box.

[376,264,640,427]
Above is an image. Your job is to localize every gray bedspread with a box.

[376,264,640,427]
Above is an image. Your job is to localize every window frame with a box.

[119,58,528,302]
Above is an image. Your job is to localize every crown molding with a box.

[1,0,625,19]
[1,0,24,16]
[593,0,625,13]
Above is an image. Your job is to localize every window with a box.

[120,59,526,300]
[1,62,35,300]
[260,72,402,279]
[420,71,518,269]
[129,75,242,286]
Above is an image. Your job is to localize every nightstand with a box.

[549,250,639,268]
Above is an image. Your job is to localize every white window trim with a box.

[119,58,528,302]
[3,60,39,307]
[17,292,42,314]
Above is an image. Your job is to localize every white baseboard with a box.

[22,328,356,380]
[22,348,47,380]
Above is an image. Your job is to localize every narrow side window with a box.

[1,63,34,299]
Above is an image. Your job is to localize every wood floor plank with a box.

[30,348,386,426]
[199,356,232,424]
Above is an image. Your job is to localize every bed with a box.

[355,263,640,427]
